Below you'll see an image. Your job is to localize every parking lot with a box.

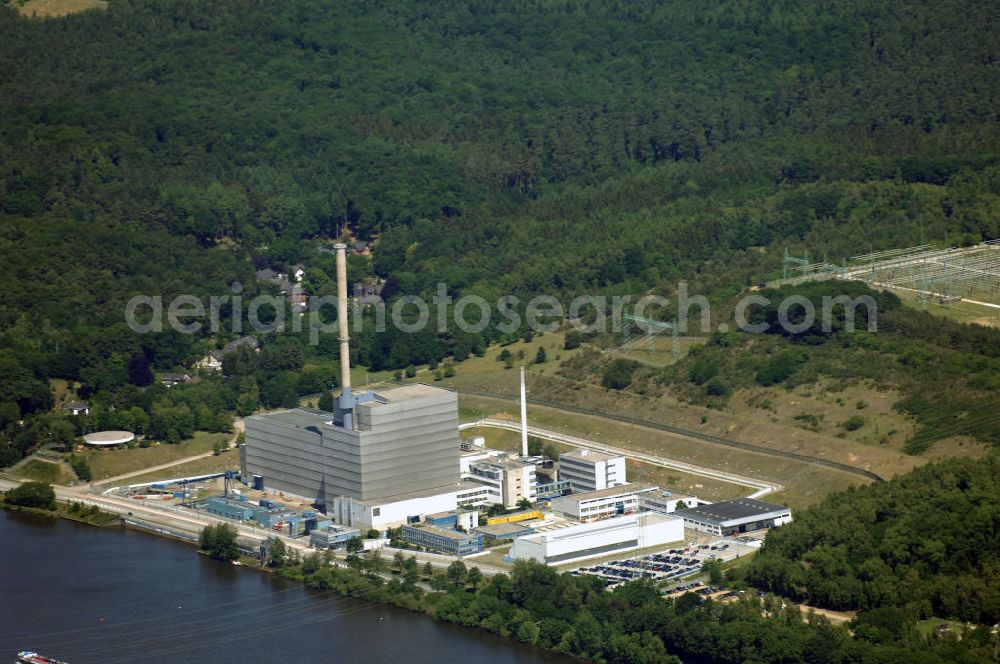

[568,536,759,590]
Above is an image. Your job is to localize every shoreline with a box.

[0,498,120,527]
[1,496,582,662]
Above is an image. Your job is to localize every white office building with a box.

[558,449,626,492]
[510,513,683,565]
[550,483,658,522]
[462,459,537,509]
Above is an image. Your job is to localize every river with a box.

[0,511,568,664]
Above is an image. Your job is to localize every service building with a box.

[672,498,792,536]
[550,483,658,522]
[558,449,626,492]
[510,513,683,565]
[401,524,484,556]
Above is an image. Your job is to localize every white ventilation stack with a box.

[520,365,529,457]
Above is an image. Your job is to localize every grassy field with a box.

[458,395,873,508]
[13,459,76,485]
[315,326,925,507]
[431,330,588,395]
[119,447,241,486]
[523,375,925,481]
[915,618,968,638]
[81,431,231,481]
[15,0,106,17]
[398,327,927,482]
[470,545,514,569]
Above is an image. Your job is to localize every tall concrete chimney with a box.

[520,366,529,457]
[333,243,356,429]
[335,243,351,397]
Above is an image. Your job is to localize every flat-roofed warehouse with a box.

[474,522,536,542]
[672,498,792,536]
[510,513,683,565]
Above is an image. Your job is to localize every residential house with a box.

[61,400,90,416]
[158,372,191,386]
[195,336,259,372]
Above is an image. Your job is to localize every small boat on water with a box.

[17,651,68,664]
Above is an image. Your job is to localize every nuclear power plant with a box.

[238,244,791,561]
[240,243,467,530]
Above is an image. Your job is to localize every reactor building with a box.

[240,244,465,530]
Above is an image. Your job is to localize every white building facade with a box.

[327,487,462,531]
[558,449,626,492]
[510,513,683,565]
[462,459,537,509]
[640,490,702,514]
[550,483,658,522]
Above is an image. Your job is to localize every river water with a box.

[0,511,568,664]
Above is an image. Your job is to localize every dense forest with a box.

[1,1,998,458]
[744,457,1000,625]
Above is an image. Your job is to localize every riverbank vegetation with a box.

[1,482,117,524]
[3,481,56,510]
[272,548,996,663]
[198,523,239,561]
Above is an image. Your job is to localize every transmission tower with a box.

[782,247,809,280]
[622,313,680,359]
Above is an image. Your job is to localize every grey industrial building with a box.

[672,498,792,536]
[474,522,535,542]
[401,523,485,556]
[241,383,462,528]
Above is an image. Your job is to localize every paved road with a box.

[460,419,782,498]
[0,474,297,551]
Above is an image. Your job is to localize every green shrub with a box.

[688,356,718,385]
[602,359,639,390]
[755,351,803,386]
[563,331,583,350]
[68,455,92,482]
[5,481,56,510]
[842,415,865,431]
[705,380,729,397]
[198,523,239,560]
